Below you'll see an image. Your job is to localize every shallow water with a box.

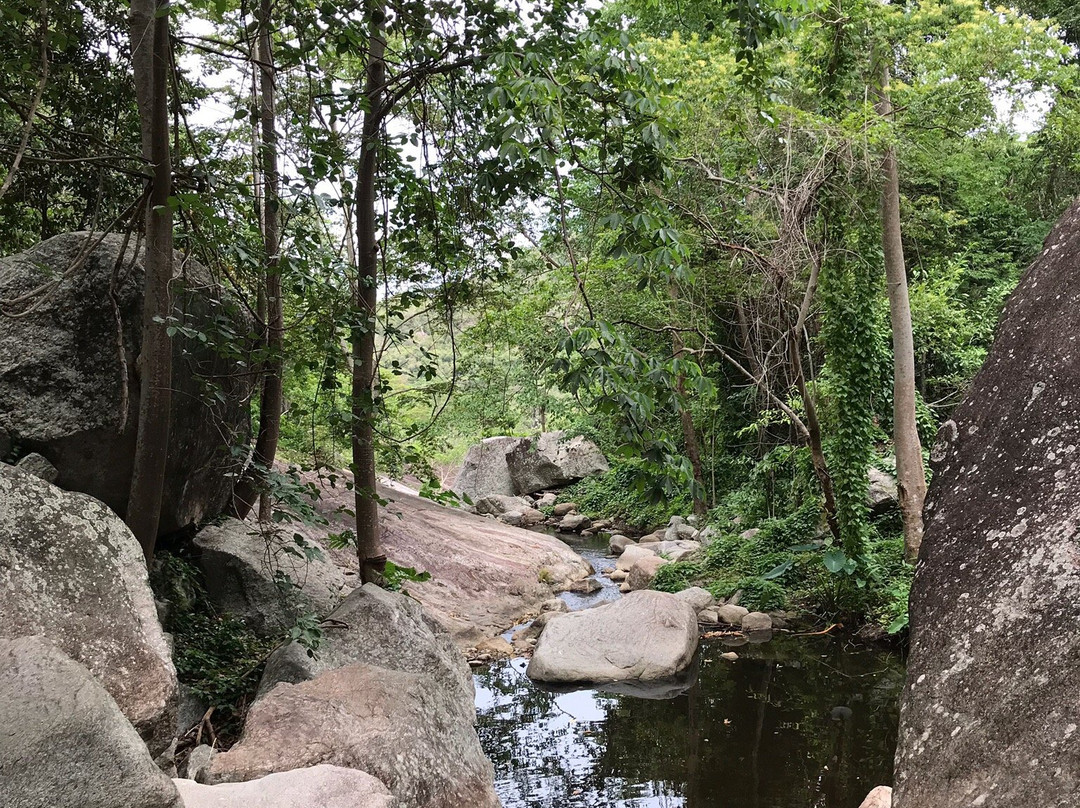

[476,531,905,808]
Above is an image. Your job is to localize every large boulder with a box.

[454,436,523,500]
[209,584,495,807]
[0,636,183,808]
[194,517,351,637]
[0,232,254,534]
[893,201,1080,806]
[473,493,533,515]
[257,584,473,712]
[291,473,592,646]
[175,766,397,808]
[504,431,609,495]
[0,464,178,748]
[527,590,698,684]
[206,663,499,808]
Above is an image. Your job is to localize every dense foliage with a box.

[2,0,1079,628]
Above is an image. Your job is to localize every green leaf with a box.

[762,558,795,580]
[823,548,848,574]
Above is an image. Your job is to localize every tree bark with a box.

[352,8,387,583]
[233,0,284,521]
[126,0,174,561]
[877,61,927,562]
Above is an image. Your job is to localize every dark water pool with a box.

[474,632,904,808]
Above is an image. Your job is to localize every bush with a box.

[151,554,277,742]
[559,462,692,529]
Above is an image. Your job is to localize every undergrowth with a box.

[151,554,277,743]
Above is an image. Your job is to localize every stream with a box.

[473,532,905,808]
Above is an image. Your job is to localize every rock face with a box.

[504,431,609,495]
[527,590,698,684]
[194,517,351,637]
[176,765,398,808]
[894,201,1080,807]
[0,636,183,808]
[0,232,254,534]
[616,543,657,571]
[292,474,591,646]
[0,464,177,748]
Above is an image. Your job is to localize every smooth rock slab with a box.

[0,464,177,749]
[527,590,698,684]
[0,636,183,808]
[176,765,397,808]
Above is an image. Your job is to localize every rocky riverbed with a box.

[468,530,904,807]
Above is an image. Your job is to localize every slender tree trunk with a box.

[126,0,173,561]
[352,10,387,583]
[233,0,283,520]
[877,62,927,563]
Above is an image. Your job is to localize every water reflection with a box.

[475,636,903,808]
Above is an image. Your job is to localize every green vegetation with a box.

[151,554,277,741]
[4,0,1080,627]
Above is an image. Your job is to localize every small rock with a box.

[628,555,669,590]
[697,526,718,546]
[717,604,749,626]
[639,529,665,544]
[728,589,744,606]
[580,530,595,538]
[616,544,658,572]
[669,515,685,526]
[519,508,546,526]
[184,744,216,782]
[472,636,513,659]
[497,511,524,526]
[609,534,634,555]
[742,612,773,632]
[739,528,761,541]
[591,519,613,531]
[608,569,628,582]
[14,452,59,483]
[536,492,558,508]
[720,652,739,661]
[552,502,578,517]
[475,494,532,516]
[698,608,719,624]
[565,578,602,594]
[686,515,701,527]
[558,513,591,532]
[674,587,715,612]
[619,582,631,593]
[513,612,556,644]
[540,598,569,613]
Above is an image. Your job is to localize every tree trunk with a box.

[352,9,387,583]
[233,0,284,521]
[877,62,927,563]
[126,0,173,561]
